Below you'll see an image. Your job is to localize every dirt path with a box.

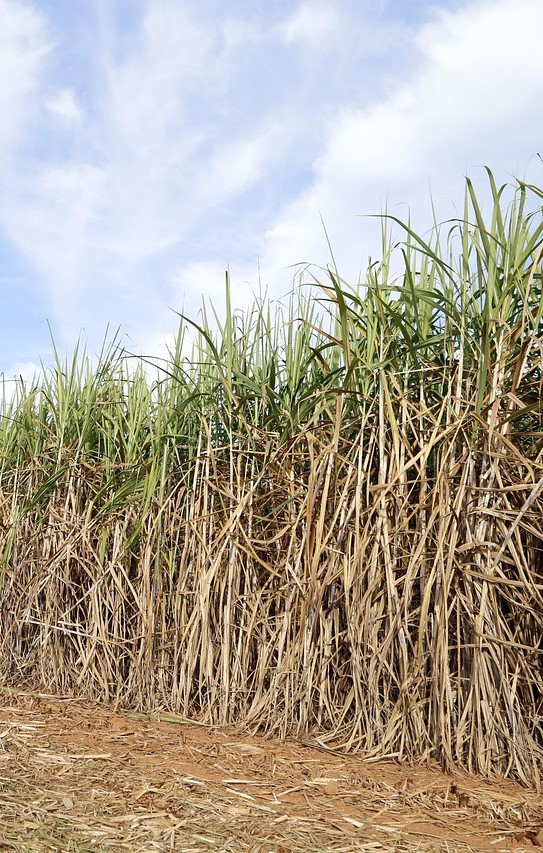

[0,687,542,852]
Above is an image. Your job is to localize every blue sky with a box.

[1,0,542,379]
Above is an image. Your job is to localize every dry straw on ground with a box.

[1,687,543,852]
[1,172,543,786]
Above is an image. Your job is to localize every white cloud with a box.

[0,0,50,154]
[221,18,266,51]
[6,359,40,384]
[193,128,283,207]
[0,0,284,343]
[282,2,339,45]
[259,0,543,288]
[0,361,42,406]
[46,88,84,123]
[89,1,286,266]
[3,163,104,315]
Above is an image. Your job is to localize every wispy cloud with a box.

[46,88,84,123]
[282,2,340,45]
[0,0,50,154]
[260,0,543,286]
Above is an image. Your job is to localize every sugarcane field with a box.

[1,170,543,850]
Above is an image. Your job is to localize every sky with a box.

[0,0,542,380]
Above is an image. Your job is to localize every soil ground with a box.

[0,686,542,852]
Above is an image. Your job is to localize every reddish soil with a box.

[0,687,542,852]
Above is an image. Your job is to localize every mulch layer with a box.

[1,686,542,852]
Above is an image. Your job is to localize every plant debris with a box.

[1,687,542,852]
